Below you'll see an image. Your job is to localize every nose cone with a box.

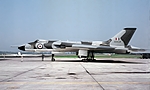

[18,45,25,51]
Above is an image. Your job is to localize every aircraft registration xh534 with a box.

[18,28,137,61]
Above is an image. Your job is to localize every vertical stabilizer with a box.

[110,28,136,47]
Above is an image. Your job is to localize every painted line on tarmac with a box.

[0,82,150,85]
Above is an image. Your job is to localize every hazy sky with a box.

[0,0,150,51]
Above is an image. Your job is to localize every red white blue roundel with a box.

[37,44,43,49]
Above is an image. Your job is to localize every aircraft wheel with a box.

[53,58,55,61]
[88,58,96,62]
[82,59,88,62]
[51,58,55,61]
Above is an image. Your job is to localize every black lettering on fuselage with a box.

[114,41,121,43]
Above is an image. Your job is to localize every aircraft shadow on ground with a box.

[19,58,144,64]
[0,59,11,61]
[55,59,144,64]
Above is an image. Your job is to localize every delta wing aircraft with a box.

[18,28,137,61]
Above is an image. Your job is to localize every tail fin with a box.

[110,28,136,47]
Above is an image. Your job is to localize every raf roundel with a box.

[37,44,43,49]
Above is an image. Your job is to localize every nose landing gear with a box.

[51,54,55,61]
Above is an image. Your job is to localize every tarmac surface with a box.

[0,57,149,90]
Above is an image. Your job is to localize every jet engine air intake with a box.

[18,45,25,51]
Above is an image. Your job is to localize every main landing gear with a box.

[82,52,96,62]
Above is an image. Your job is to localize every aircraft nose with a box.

[18,45,25,51]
